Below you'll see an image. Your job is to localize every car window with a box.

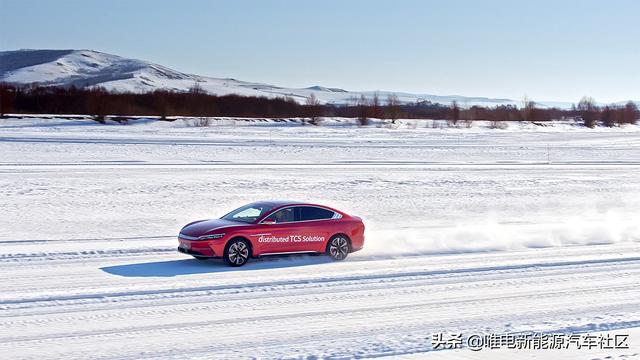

[299,206,335,221]
[221,203,276,223]
[263,207,295,223]
[233,207,261,218]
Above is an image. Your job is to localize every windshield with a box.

[221,203,277,223]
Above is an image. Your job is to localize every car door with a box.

[293,206,337,253]
[252,207,298,254]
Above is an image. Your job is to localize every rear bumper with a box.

[350,233,365,252]
[348,221,366,252]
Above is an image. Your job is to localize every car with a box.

[177,201,365,266]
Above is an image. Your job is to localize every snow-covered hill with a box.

[1,49,532,107]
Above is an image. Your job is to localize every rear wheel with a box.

[224,239,250,267]
[327,235,349,261]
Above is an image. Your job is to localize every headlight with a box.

[198,233,225,240]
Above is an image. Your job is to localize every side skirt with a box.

[257,250,321,258]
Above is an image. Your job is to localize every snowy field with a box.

[1,116,639,359]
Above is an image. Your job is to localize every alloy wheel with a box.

[329,236,349,260]
[227,240,249,266]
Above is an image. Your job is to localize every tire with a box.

[223,238,251,267]
[327,235,349,261]
[192,256,209,261]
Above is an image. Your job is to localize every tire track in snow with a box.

[2,255,640,306]
[0,235,175,245]
[2,274,638,332]
[0,247,175,262]
[2,250,640,359]
[2,282,638,345]
[3,258,638,327]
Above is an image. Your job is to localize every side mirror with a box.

[261,219,276,225]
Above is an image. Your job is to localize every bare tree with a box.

[622,101,639,125]
[0,84,14,116]
[304,93,322,125]
[86,87,108,123]
[155,91,170,120]
[188,81,205,95]
[386,95,401,124]
[357,95,369,125]
[522,96,537,122]
[371,92,384,119]
[450,100,460,125]
[601,106,614,127]
[578,97,598,128]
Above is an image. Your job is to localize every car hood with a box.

[180,219,248,237]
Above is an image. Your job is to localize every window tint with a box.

[299,206,335,221]
[263,207,295,223]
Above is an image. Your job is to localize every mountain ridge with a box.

[1,49,627,109]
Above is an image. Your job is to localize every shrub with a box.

[185,117,211,127]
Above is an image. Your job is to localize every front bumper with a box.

[178,237,226,257]
[177,246,219,258]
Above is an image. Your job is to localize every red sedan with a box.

[178,201,365,266]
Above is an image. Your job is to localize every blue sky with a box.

[1,0,638,102]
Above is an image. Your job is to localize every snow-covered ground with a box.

[1,117,639,359]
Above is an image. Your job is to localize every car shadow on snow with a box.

[100,255,334,277]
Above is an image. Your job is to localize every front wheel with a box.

[327,235,349,261]
[224,239,250,267]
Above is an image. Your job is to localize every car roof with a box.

[254,200,339,210]
[249,201,347,219]
[259,200,312,207]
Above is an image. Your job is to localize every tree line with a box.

[0,83,637,127]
